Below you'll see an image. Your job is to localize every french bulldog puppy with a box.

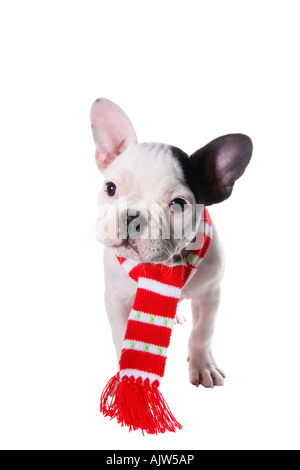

[90,98,252,388]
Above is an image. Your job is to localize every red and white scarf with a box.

[100,207,212,434]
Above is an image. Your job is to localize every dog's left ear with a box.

[90,98,137,172]
[190,134,253,205]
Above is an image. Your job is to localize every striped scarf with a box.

[100,207,212,434]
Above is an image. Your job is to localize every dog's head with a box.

[91,98,252,263]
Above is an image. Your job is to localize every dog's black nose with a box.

[127,212,140,228]
[120,210,147,240]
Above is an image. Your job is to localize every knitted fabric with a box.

[100,207,212,434]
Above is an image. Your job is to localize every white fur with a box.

[103,230,226,388]
[99,143,226,388]
[91,98,232,388]
[97,143,198,263]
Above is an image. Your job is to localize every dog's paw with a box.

[188,349,226,388]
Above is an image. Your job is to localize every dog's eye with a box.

[106,182,117,197]
[170,198,187,212]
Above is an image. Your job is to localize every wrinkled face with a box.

[91,98,252,263]
[97,143,202,262]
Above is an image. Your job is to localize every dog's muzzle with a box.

[119,210,148,241]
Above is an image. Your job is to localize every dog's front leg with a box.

[104,292,133,363]
[103,249,136,363]
[188,287,226,388]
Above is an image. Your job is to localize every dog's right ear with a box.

[90,98,137,171]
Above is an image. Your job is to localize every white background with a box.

[0,0,299,450]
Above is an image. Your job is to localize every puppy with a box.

[90,98,252,389]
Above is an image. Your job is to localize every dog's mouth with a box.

[113,236,139,254]
[112,238,178,264]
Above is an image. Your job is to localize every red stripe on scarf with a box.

[120,349,166,377]
[129,264,186,287]
[132,289,180,319]
[125,320,172,348]
[203,207,212,225]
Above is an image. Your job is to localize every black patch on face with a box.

[169,146,207,204]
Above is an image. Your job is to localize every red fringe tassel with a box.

[100,374,182,435]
